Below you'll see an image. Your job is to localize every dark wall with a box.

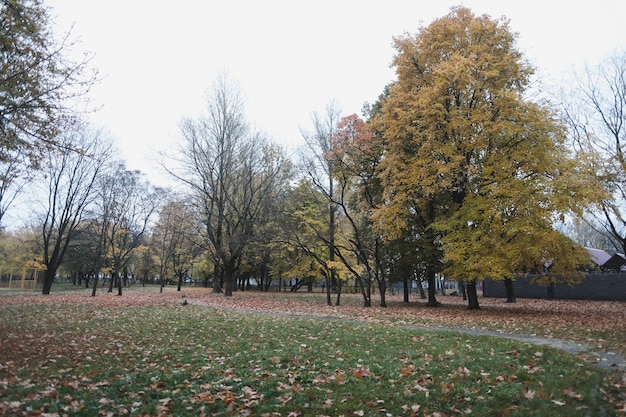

[483,273,626,301]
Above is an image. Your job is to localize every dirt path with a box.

[418,325,626,372]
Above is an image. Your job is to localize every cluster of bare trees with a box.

[0,122,161,295]
[168,74,293,296]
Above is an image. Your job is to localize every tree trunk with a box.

[356,276,371,307]
[326,278,332,306]
[403,277,409,303]
[426,270,439,307]
[363,285,371,307]
[417,278,426,299]
[91,274,99,297]
[335,279,342,306]
[213,267,223,293]
[259,265,266,292]
[42,269,56,295]
[467,281,480,310]
[458,280,467,300]
[378,278,387,308]
[223,264,236,297]
[504,278,516,303]
[212,279,222,292]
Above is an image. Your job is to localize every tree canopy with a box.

[174,74,292,296]
[0,0,96,166]
[375,6,593,308]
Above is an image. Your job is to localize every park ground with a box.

[0,286,625,416]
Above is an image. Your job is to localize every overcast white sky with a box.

[50,0,626,181]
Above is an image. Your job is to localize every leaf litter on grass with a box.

[0,288,624,415]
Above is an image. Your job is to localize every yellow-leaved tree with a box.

[376,7,595,309]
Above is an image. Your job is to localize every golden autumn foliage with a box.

[376,7,596,296]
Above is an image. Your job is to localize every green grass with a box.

[0,300,621,416]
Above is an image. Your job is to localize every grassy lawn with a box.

[0,287,624,416]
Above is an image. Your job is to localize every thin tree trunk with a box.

[356,276,368,306]
[418,277,426,299]
[326,278,332,306]
[335,278,342,306]
[91,275,99,297]
[378,278,387,308]
[264,272,272,292]
[458,280,467,300]
[356,276,371,307]
[403,277,410,303]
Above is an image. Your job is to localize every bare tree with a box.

[95,164,162,296]
[298,101,343,306]
[564,50,626,253]
[37,123,112,294]
[0,155,30,226]
[558,217,616,253]
[151,198,200,292]
[171,74,291,296]
[326,114,388,307]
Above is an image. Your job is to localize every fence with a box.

[483,273,626,301]
[0,267,45,290]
